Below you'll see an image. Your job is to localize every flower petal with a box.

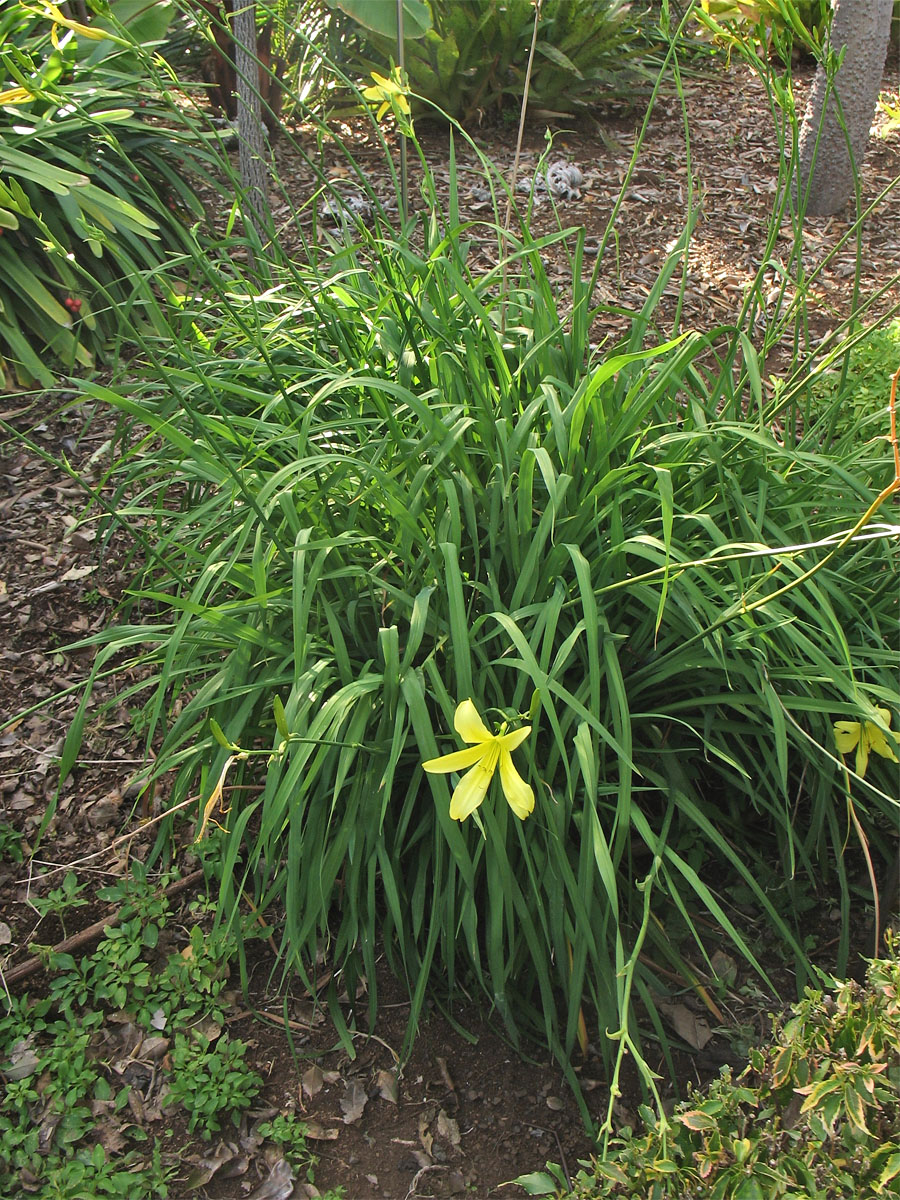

[834,721,861,755]
[422,743,488,774]
[454,699,492,744]
[0,87,32,105]
[497,725,531,752]
[498,750,534,820]
[856,733,870,779]
[449,746,499,821]
[865,722,899,764]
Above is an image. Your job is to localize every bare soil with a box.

[1,53,898,1200]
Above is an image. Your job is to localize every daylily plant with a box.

[423,699,534,822]
[834,706,899,778]
[362,69,411,122]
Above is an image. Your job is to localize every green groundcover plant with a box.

[1,868,238,1196]
[41,7,900,1126]
[524,940,900,1197]
[807,317,900,447]
[0,864,335,1198]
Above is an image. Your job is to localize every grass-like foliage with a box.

[538,940,900,1197]
[55,17,899,1118]
[0,1,220,385]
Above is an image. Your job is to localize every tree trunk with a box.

[232,1,269,249]
[796,0,893,217]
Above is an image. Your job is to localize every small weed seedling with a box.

[30,871,88,937]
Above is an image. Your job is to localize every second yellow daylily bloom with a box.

[834,706,899,778]
[0,86,34,106]
[25,3,127,48]
[362,69,411,122]
[423,699,534,822]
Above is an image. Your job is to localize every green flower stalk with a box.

[423,699,534,822]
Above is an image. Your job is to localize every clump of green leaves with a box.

[697,0,832,56]
[806,318,900,446]
[537,943,900,1198]
[343,0,645,123]
[0,0,219,385]
[0,821,25,863]
[256,1112,316,1171]
[63,44,900,1123]
[165,1031,262,1137]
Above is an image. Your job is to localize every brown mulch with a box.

[1,52,898,1200]
[270,53,900,349]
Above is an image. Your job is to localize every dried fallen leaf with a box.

[303,1121,340,1141]
[185,1142,238,1189]
[59,564,95,582]
[436,1109,461,1147]
[545,1096,564,1112]
[246,1158,295,1200]
[193,1015,222,1043]
[418,1109,434,1156]
[0,921,11,945]
[138,1036,169,1061]
[5,1037,40,1081]
[340,1077,369,1124]
[659,1001,714,1051]
[302,1063,324,1099]
[710,949,738,986]
[376,1068,399,1103]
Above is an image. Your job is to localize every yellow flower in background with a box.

[834,706,899,778]
[363,69,411,122]
[0,87,33,106]
[24,3,125,47]
[423,699,534,822]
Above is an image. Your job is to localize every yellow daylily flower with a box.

[834,706,899,778]
[362,69,411,122]
[25,3,126,48]
[423,699,534,823]
[0,87,34,106]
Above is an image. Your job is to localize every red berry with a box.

[132,173,140,182]
[73,299,82,310]
[139,100,147,108]
[64,297,74,309]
